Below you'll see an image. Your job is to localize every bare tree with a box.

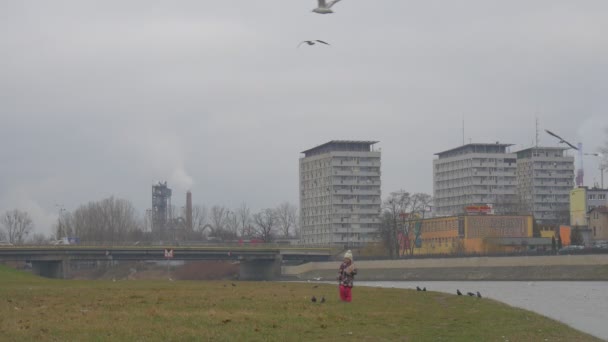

[1,209,34,244]
[410,193,433,217]
[192,205,208,233]
[380,191,433,258]
[275,202,297,238]
[235,202,251,238]
[381,191,409,259]
[253,208,276,243]
[54,210,74,239]
[71,197,140,244]
[225,211,239,239]
[209,205,228,238]
[27,233,50,245]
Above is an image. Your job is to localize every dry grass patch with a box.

[0,265,602,341]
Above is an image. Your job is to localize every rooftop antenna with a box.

[462,116,465,145]
[535,117,539,147]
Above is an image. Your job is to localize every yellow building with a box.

[570,187,608,227]
[570,188,588,227]
[410,214,536,255]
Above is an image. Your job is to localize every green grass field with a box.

[0,265,601,341]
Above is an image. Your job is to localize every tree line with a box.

[0,197,298,245]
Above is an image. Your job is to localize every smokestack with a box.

[186,190,193,230]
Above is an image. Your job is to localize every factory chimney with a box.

[186,191,193,231]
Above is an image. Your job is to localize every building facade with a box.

[299,141,381,246]
[570,187,608,227]
[433,143,518,217]
[402,214,536,255]
[515,147,575,224]
[588,206,608,241]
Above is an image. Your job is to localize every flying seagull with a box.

[545,129,579,150]
[313,0,342,14]
[298,40,331,48]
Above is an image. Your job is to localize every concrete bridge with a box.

[0,246,332,280]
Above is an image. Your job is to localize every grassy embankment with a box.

[0,265,601,341]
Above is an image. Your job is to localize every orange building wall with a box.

[559,226,571,246]
[412,215,533,255]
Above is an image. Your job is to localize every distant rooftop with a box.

[515,146,569,153]
[435,143,514,158]
[301,140,379,157]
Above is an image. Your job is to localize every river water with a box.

[354,281,608,341]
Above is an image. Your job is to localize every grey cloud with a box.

[1,1,607,235]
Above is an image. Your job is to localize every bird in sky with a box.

[545,129,579,150]
[312,0,342,14]
[298,40,331,48]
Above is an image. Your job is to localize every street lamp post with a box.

[584,153,606,188]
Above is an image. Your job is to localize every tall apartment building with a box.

[433,143,518,217]
[515,147,575,224]
[299,140,381,246]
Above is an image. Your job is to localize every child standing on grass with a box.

[337,250,357,302]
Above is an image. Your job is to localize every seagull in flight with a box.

[313,0,342,14]
[298,40,331,48]
[545,129,579,150]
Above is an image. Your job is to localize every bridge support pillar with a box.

[239,255,282,281]
[30,260,67,279]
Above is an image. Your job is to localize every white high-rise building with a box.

[433,143,518,217]
[299,141,381,246]
[515,147,575,224]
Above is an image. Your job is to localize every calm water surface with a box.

[355,281,608,341]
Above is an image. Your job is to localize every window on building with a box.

[599,194,606,200]
[589,194,596,200]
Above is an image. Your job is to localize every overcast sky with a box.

[1,1,607,236]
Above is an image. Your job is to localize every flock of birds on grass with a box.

[298,0,345,48]
[309,284,483,303]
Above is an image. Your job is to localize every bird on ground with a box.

[298,40,330,48]
[416,286,422,291]
[457,289,462,296]
[313,285,319,288]
[545,129,579,150]
[467,292,475,297]
[477,291,482,298]
[320,296,326,303]
[311,296,317,303]
[312,0,342,14]
[423,287,427,292]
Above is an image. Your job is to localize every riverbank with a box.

[283,254,608,281]
[0,265,600,341]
